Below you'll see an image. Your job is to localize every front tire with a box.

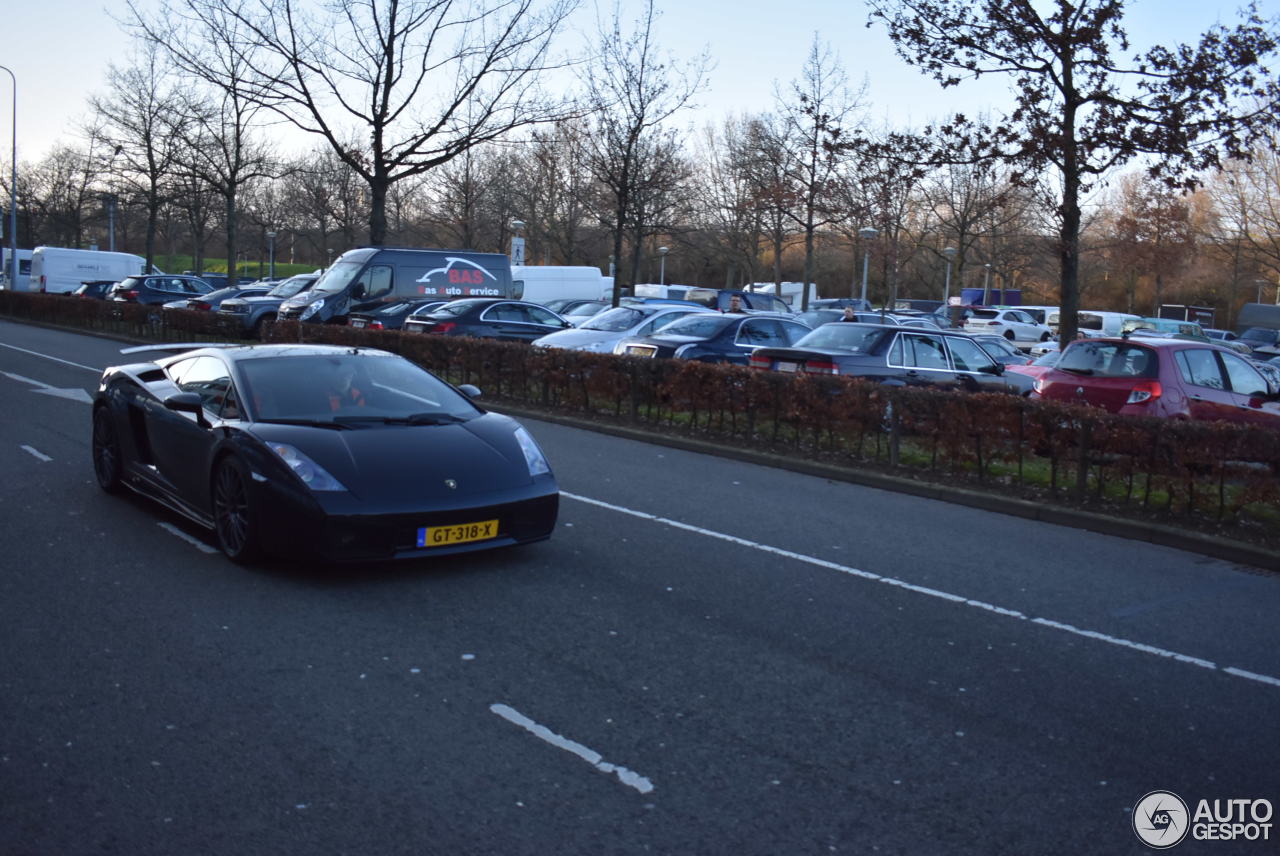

[213,457,261,564]
[92,406,123,493]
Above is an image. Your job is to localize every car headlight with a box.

[299,299,324,320]
[513,426,550,477]
[268,442,346,491]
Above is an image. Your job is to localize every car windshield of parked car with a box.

[241,354,480,423]
[563,302,606,318]
[579,307,654,332]
[654,315,735,339]
[1241,327,1280,343]
[1058,341,1158,377]
[309,260,366,297]
[1031,350,1063,367]
[423,299,488,318]
[268,276,316,298]
[977,336,1020,355]
[792,323,891,353]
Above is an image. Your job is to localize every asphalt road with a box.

[2,319,1278,855]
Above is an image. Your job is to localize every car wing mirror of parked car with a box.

[163,392,211,428]
[351,282,367,299]
[979,363,1004,375]
[458,384,482,399]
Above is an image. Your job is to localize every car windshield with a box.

[792,323,891,352]
[796,310,842,327]
[309,260,366,296]
[1057,341,1159,377]
[1241,327,1280,343]
[977,336,1019,354]
[1031,350,1063,367]
[269,276,316,298]
[654,315,734,338]
[240,354,480,423]
[564,302,606,317]
[580,307,654,332]
[424,299,488,318]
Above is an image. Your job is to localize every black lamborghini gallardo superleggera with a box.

[91,343,559,563]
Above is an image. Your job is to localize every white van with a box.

[1047,309,1142,338]
[0,248,34,291]
[511,265,611,305]
[30,247,153,295]
[748,282,819,309]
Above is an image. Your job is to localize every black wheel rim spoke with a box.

[215,466,249,552]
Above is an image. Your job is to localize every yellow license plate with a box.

[418,519,499,547]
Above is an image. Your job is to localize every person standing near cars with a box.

[725,295,746,314]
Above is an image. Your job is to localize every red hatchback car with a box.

[1032,336,1280,427]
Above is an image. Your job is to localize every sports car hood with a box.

[249,413,543,507]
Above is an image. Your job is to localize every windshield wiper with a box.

[256,417,352,430]
[327,413,469,426]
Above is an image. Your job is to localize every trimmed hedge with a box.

[5,291,1279,545]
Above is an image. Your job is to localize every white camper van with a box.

[748,282,819,309]
[0,248,34,291]
[511,265,611,305]
[30,247,152,295]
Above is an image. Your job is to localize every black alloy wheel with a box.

[92,406,123,493]
[213,457,260,563]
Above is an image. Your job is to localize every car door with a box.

[1218,351,1280,426]
[1173,348,1236,421]
[479,302,560,342]
[887,332,957,388]
[732,319,790,364]
[145,355,233,514]
[945,335,1007,391]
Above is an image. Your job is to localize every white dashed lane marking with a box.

[561,491,1280,692]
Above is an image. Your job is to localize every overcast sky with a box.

[2,0,1275,162]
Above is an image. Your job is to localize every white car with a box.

[963,308,1053,346]
[531,304,715,352]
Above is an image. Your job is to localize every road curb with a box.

[487,401,1280,574]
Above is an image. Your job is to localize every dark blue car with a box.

[613,312,811,364]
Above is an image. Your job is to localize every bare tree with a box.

[133,0,579,246]
[867,0,1280,342]
[774,36,865,309]
[584,0,708,302]
[88,41,187,271]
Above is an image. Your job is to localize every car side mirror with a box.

[980,363,1004,375]
[352,282,367,299]
[458,384,482,399]
[163,392,211,428]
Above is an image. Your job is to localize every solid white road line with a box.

[20,445,52,462]
[490,703,655,795]
[156,522,220,555]
[0,342,102,373]
[561,490,1280,692]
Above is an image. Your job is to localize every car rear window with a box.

[972,309,1000,319]
[1058,341,1159,377]
[793,323,891,352]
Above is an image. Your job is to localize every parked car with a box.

[109,275,215,305]
[548,299,610,326]
[1032,337,1280,426]
[402,298,572,343]
[532,304,715,353]
[749,323,1034,395]
[71,280,118,300]
[963,307,1053,345]
[218,273,321,338]
[1005,348,1063,382]
[972,333,1033,366]
[164,283,275,313]
[1237,326,1280,355]
[90,343,558,563]
[349,298,448,331]
[613,312,811,364]
[810,298,873,311]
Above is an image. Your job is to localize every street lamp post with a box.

[658,246,669,286]
[509,219,526,266]
[267,231,277,279]
[0,65,16,292]
[982,263,992,305]
[942,246,957,304]
[858,226,878,306]
[1257,279,1269,304]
